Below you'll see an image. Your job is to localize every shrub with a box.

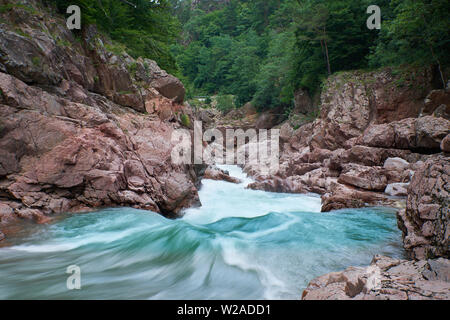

[180,114,191,127]
[216,95,235,114]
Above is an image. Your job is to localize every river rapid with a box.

[0,165,405,299]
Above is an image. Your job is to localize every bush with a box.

[180,114,191,127]
[216,95,235,114]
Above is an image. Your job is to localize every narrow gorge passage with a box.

[0,166,405,300]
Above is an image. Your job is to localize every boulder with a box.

[384,157,410,171]
[302,255,450,300]
[321,182,394,212]
[203,166,241,184]
[145,59,185,103]
[255,110,281,129]
[442,134,450,153]
[338,164,388,191]
[385,183,409,197]
[415,116,450,150]
[397,155,449,260]
[423,89,450,118]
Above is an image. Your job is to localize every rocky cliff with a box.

[245,68,449,213]
[233,68,449,299]
[0,1,203,237]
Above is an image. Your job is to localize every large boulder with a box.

[309,68,433,150]
[397,156,449,260]
[385,183,409,197]
[302,255,450,300]
[145,59,186,103]
[338,164,388,191]
[358,116,450,151]
[321,183,395,212]
[0,67,201,223]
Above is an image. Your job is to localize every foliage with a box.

[44,0,180,73]
[173,0,449,113]
[180,113,191,127]
[216,95,235,114]
[368,0,450,87]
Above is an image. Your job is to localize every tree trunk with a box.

[323,27,331,75]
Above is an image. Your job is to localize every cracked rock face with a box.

[0,2,200,230]
[397,156,449,260]
[243,68,448,213]
[302,255,450,300]
[0,72,201,223]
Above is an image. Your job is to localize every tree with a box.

[45,0,180,73]
[370,0,449,88]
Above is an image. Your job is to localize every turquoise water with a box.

[0,166,404,300]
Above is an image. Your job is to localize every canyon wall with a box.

[0,1,203,235]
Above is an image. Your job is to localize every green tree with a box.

[369,0,450,87]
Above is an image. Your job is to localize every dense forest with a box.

[47,0,449,113]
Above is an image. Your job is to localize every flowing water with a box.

[0,166,405,300]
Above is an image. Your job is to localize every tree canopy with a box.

[47,0,450,112]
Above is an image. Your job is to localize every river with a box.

[0,165,405,299]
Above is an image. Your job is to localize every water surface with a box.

[0,166,404,299]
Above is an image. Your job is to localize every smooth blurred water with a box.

[0,166,405,300]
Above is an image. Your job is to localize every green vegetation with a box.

[172,0,449,113]
[0,3,38,15]
[180,113,191,127]
[216,95,235,114]
[127,61,138,77]
[31,56,41,67]
[45,0,180,73]
[14,28,31,39]
[41,0,448,114]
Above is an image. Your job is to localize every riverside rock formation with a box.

[302,255,450,300]
[302,158,449,300]
[226,68,449,300]
[0,2,203,236]
[244,68,449,213]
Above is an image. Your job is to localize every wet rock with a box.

[0,231,4,241]
[321,183,394,212]
[302,255,450,300]
[203,166,241,184]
